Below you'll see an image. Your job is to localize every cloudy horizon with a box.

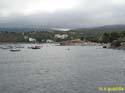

[0,0,125,28]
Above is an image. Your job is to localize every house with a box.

[46,39,54,43]
[54,34,68,39]
[24,36,28,39]
[71,39,82,43]
[29,38,36,42]
[60,39,83,46]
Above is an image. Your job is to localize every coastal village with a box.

[0,32,102,46]
[0,29,125,50]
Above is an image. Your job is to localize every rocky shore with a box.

[103,40,125,50]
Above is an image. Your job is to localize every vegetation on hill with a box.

[0,25,125,43]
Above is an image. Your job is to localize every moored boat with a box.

[31,46,41,49]
[28,45,42,49]
[1,46,11,49]
[10,48,21,52]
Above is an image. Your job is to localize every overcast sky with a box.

[0,0,125,28]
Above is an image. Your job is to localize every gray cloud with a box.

[0,0,125,28]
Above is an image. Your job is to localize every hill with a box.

[0,27,54,32]
[71,24,125,32]
[0,24,125,32]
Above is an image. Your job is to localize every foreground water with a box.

[0,44,125,93]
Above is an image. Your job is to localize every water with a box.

[0,44,125,93]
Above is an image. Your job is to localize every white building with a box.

[54,34,68,39]
[46,39,54,43]
[29,38,36,42]
[24,36,28,39]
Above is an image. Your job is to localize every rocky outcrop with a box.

[111,40,121,48]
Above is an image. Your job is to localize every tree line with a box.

[0,31,125,43]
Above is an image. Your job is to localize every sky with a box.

[0,0,125,28]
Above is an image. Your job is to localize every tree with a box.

[99,33,111,43]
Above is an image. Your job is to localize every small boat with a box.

[103,46,107,48]
[1,46,11,49]
[32,46,41,49]
[10,48,21,52]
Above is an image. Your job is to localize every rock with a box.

[111,40,121,48]
[103,46,107,48]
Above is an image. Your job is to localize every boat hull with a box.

[10,49,21,52]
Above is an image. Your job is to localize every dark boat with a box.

[31,46,41,49]
[103,46,107,48]
[10,48,21,52]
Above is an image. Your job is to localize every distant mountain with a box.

[71,24,125,32]
[0,27,54,32]
[0,24,125,32]
[0,27,71,32]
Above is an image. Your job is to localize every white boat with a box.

[1,46,11,49]
[10,48,21,52]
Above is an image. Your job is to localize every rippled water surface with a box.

[0,44,125,93]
